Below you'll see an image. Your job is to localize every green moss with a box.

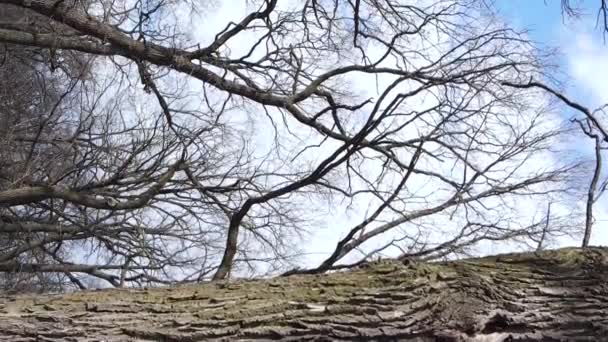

[4,247,607,319]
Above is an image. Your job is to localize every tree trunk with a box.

[1,248,608,341]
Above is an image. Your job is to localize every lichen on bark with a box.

[1,247,608,341]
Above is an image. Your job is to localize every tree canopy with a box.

[0,0,607,290]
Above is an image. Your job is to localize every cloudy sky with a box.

[499,1,608,245]
[500,1,608,106]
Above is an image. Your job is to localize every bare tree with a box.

[0,0,584,288]
[575,118,606,247]
[502,80,608,248]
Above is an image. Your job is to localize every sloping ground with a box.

[1,248,608,341]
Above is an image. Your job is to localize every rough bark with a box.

[1,247,608,341]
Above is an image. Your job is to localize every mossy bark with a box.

[1,247,608,341]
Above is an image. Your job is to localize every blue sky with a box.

[497,0,605,42]
[498,0,565,45]
[498,1,608,105]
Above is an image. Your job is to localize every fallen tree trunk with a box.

[1,248,608,341]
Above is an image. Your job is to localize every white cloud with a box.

[564,33,608,106]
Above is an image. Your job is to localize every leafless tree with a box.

[0,0,586,288]
[503,79,608,247]
[575,117,606,247]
